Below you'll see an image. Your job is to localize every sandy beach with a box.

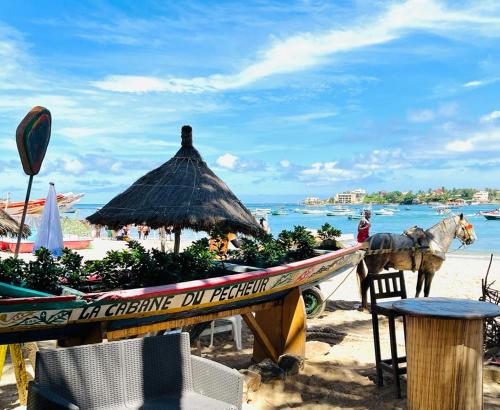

[0,247,499,409]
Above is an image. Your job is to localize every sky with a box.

[0,0,499,203]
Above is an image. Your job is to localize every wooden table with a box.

[393,297,500,410]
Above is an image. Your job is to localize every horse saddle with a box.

[403,226,430,271]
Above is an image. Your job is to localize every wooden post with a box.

[0,344,7,382]
[247,287,306,363]
[159,227,166,252]
[10,344,28,405]
[174,229,181,254]
[405,316,483,410]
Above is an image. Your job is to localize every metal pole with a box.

[14,175,33,258]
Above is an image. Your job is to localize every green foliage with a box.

[0,226,323,294]
[0,257,26,287]
[317,223,342,241]
[232,226,316,268]
[24,248,63,295]
[317,223,342,251]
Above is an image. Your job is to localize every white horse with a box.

[357,214,476,308]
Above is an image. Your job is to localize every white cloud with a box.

[216,153,239,169]
[283,111,337,122]
[407,109,435,123]
[445,128,500,152]
[299,161,358,185]
[62,158,85,174]
[480,110,500,123]
[91,0,500,94]
[407,103,458,123]
[280,159,290,168]
[463,80,484,88]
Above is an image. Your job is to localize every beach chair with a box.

[368,270,407,399]
[27,332,243,410]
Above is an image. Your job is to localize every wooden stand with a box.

[243,287,306,362]
[0,344,29,405]
[394,298,500,410]
[405,316,483,410]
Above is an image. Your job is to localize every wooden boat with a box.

[0,193,84,216]
[0,245,363,344]
[0,239,92,253]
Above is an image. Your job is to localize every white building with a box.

[304,197,322,205]
[335,189,366,204]
[472,191,489,203]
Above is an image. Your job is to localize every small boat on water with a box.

[271,209,288,216]
[302,209,326,215]
[374,208,395,216]
[482,210,500,220]
[435,205,451,215]
[327,209,352,216]
[348,213,363,220]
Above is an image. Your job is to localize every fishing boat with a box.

[0,192,84,216]
[271,209,288,216]
[0,238,92,253]
[348,213,363,220]
[0,244,364,344]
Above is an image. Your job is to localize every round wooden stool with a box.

[393,297,500,410]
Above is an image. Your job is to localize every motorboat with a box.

[374,209,395,216]
[271,209,288,216]
[302,209,326,215]
[327,209,352,216]
[482,209,500,220]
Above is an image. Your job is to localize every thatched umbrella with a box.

[0,209,30,238]
[87,125,262,252]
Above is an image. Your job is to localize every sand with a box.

[0,251,499,409]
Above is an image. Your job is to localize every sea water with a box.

[72,203,499,255]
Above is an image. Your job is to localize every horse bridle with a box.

[454,218,474,245]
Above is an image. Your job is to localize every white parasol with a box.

[33,182,64,256]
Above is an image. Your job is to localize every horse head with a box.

[454,213,477,245]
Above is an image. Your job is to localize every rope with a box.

[363,245,430,256]
[315,264,358,309]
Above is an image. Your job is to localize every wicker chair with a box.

[27,332,243,410]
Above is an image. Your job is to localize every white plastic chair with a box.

[200,315,242,350]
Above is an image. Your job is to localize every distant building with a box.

[472,191,489,203]
[335,188,365,204]
[304,197,322,205]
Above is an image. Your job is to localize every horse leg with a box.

[423,271,435,297]
[415,269,425,298]
[356,262,368,309]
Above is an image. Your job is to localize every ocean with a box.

[73,203,499,255]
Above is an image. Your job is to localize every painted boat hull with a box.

[0,245,364,343]
[483,213,500,220]
[0,239,92,253]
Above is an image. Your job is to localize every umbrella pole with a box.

[14,175,33,258]
[174,229,181,254]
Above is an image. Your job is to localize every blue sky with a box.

[1,0,499,203]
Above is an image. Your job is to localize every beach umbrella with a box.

[0,209,30,238]
[33,183,64,256]
[87,125,262,252]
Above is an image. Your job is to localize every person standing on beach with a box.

[143,225,150,240]
[137,224,143,240]
[357,210,371,243]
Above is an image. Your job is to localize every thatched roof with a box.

[0,209,30,238]
[87,126,263,235]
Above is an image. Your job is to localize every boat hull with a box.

[0,245,364,343]
[0,239,92,253]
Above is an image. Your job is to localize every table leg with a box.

[405,316,483,410]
